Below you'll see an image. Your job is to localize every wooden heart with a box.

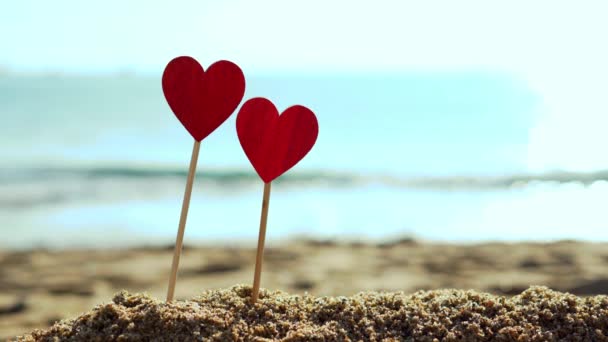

[162,56,245,141]
[237,97,318,183]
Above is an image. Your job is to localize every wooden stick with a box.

[166,140,201,302]
[251,182,272,304]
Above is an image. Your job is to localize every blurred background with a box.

[2,1,608,247]
[2,0,608,338]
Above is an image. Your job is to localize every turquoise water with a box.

[3,72,608,249]
[0,72,535,174]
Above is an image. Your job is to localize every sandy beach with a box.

[19,286,608,341]
[3,239,608,339]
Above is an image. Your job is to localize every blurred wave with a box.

[4,166,608,186]
[0,166,358,186]
[0,166,358,209]
[3,166,608,209]
[389,171,608,189]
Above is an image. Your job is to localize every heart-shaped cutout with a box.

[237,97,319,183]
[162,56,245,141]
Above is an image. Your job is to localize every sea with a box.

[2,71,608,249]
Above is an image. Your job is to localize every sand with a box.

[17,286,608,341]
[3,239,608,339]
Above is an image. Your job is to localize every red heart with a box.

[237,97,319,183]
[162,56,245,141]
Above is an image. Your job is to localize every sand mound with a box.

[17,285,608,341]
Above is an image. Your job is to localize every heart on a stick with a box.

[162,56,245,141]
[237,97,318,183]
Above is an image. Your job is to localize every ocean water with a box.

[2,72,608,249]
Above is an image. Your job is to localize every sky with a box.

[2,0,608,172]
